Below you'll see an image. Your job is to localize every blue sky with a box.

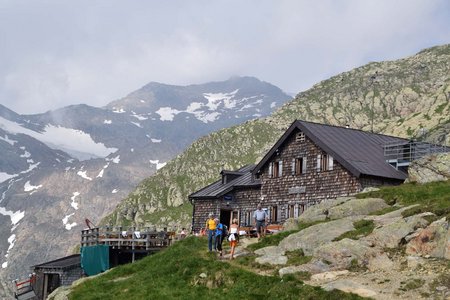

[0,0,449,114]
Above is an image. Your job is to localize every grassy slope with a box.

[68,237,364,300]
[71,180,450,299]
[357,180,450,220]
[103,44,450,229]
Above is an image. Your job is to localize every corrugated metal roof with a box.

[189,165,260,199]
[33,254,80,269]
[254,120,408,180]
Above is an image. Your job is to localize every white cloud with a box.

[0,1,448,113]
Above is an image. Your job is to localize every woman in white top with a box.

[228,218,239,260]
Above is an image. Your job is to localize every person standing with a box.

[228,218,239,260]
[205,213,216,252]
[253,204,268,239]
[214,218,224,257]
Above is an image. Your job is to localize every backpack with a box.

[222,224,228,237]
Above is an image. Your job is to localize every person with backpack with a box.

[214,218,225,257]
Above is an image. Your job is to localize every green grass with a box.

[333,220,375,241]
[285,249,313,266]
[356,180,450,220]
[247,230,299,251]
[68,237,366,300]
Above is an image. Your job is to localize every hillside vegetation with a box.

[66,237,363,300]
[62,180,450,299]
[103,44,450,230]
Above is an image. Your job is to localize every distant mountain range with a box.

[0,76,290,295]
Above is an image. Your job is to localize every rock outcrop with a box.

[407,153,450,184]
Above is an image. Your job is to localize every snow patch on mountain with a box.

[62,213,77,230]
[131,114,148,121]
[203,89,239,110]
[149,160,166,170]
[0,134,17,145]
[112,189,118,194]
[112,108,125,113]
[97,163,109,178]
[0,172,16,183]
[104,120,112,124]
[71,192,80,210]
[155,90,268,124]
[130,121,142,128]
[155,107,181,121]
[108,155,120,164]
[24,181,42,192]
[0,207,24,226]
[151,138,161,143]
[77,170,92,181]
[0,116,117,160]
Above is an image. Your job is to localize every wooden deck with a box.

[81,227,173,251]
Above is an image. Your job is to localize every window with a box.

[317,154,334,172]
[292,157,307,175]
[288,205,295,218]
[269,161,283,177]
[296,132,305,142]
[270,206,278,223]
[245,211,252,226]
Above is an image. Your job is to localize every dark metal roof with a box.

[189,165,260,199]
[32,254,80,270]
[253,120,408,180]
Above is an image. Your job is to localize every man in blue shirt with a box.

[253,204,268,239]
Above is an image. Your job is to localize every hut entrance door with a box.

[219,209,231,228]
[43,273,60,299]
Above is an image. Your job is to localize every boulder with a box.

[327,198,389,219]
[254,246,284,257]
[279,218,355,255]
[283,218,299,231]
[406,217,450,259]
[407,153,450,184]
[321,279,378,298]
[313,238,389,270]
[365,215,429,248]
[254,246,287,265]
[255,254,287,265]
[367,253,394,271]
[279,260,331,276]
[311,270,349,281]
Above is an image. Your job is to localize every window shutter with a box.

[291,158,295,175]
[294,204,299,218]
[328,155,334,171]
[279,161,283,176]
[302,157,307,173]
[269,163,273,177]
[277,205,282,222]
[317,155,321,171]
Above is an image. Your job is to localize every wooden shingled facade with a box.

[190,120,409,232]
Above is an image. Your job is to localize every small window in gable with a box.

[296,132,305,142]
